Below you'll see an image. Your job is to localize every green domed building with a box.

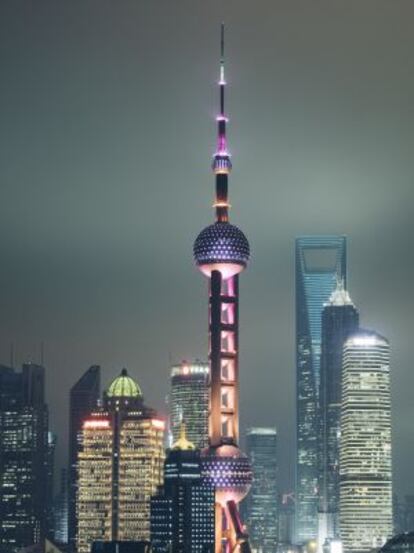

[77,368,165,553]
[105,368,143,410]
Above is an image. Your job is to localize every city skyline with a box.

[0,0,414,504]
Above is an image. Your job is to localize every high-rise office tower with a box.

[339,331,393,552]
[68,365,100,550]
[279,493,296,547]
[54,469,69,545]
[193,26,252,552]
[76,369,165,553]
[243,428,279,552]
[170,360,209,448]
[0,363,49,553]
[318,281,359,546]
[46,432,57,540]
[295,236,346,543]
[150,425,215,552]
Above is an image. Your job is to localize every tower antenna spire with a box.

[193,26,252,552]
[220,23,225,85]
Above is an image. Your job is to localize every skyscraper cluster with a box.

[295,237,393,553]
[0,24,400,553]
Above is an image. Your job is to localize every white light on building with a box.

[339,331,393,553]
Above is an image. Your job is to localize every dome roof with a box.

[193,222,250,273]
[107,368,142,398]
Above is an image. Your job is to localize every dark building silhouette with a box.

[379,533,414,553]
[53,469,68,545]
[318,280,359,545]
[92,542,152,553]
[295,236,346,543]
[0,363,49,553]
[243,428,279,552]
[150,426,215,553]
[68,365,100,550]
[46,432,57,540]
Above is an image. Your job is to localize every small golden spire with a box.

[172,421,195,450]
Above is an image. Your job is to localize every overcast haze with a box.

[1,0,414,495]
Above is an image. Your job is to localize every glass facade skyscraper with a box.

[244,427,279,553]
[0,363,49,553]
[319,282,359,546]
[295,236,346,543]
[170,361,209,449]
[339,331,393,553]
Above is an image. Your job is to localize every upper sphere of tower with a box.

[193,222,250,279]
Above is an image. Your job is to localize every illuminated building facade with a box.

[339,331,393,552]
[0,363,49,553]
[318,281,359,546]
[76,369,165,553]
[150,425,215,552]
[295,236,346,543]
[170,361,209,448]
[53,469,69,545]
[243,428,279,552]
[193,25,252,552]
[68,365,100,550]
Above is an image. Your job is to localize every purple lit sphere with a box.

[193,222,250,279]
[201,444,252,505]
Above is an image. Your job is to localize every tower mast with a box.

[193,25,252,553]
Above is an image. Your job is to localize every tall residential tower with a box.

[193,26,252,553]
[295,236,346,543]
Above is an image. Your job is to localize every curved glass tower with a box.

[193,25,252,553]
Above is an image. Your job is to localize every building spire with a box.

[220,23,225,91]
[213,23,232,221]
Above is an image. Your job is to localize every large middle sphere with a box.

[201,444,252,506]
[193,222,250,279]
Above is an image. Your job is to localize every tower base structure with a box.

[201,444,252,553]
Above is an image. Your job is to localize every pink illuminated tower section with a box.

[193,25,252,553]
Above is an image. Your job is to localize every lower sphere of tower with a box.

[201,444,252,506]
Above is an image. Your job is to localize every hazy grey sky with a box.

[1,0,414,495]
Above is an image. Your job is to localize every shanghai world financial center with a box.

[295,236,347,543]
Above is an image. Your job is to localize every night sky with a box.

[1,1,414,496]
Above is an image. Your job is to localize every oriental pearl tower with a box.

[193,25,252,553]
